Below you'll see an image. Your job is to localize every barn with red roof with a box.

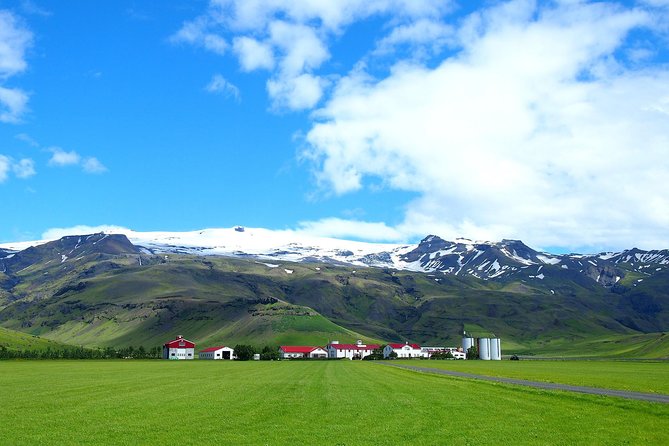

[326,340,380,360]
[162,335,195,360]
[279,346,328,359]
[383,342,424,359]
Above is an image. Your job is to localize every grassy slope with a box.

[510,331,669,359]
[1,361,667,445]
[1,252,668,356]
[393,359,669,394]
[0,326,67,351]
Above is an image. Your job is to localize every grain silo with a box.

[478,337,491,360]
[489,338,501,360]
[462,337,475,353]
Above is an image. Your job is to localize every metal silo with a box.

[462,337,474,353]
[490,338,501,360]
[478,338,491,360]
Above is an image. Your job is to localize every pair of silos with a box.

[462,337,501,360]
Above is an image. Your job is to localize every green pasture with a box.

[1,360,667,445]
[511,332,669,359]
[392,359,669,394]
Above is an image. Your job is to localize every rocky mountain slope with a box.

[1,231,668,353]
[3,228,667,287]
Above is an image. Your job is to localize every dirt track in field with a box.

[381,363,669,404]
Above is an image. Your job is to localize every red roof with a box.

[200,346,229,353]
[328,343,380,351]
[388,343,421,349]
[164,335,195,348]
[280,346,324,354]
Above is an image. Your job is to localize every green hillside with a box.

[0,326,68,351]
[1,239,669,356]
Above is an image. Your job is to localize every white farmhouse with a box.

[278,346,328,359]
[383,342,424,359]
[199,346,235,360]
[326,340,380,360]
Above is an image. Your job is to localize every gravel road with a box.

[381,363,669,404]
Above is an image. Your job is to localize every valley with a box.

[1,230,668,356]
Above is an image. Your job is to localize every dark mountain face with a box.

[393,236,669,289]
[0,248,15,258]
[0,233,139,275]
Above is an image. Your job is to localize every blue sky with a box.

[1,0,668,253]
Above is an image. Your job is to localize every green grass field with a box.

[391,359,669,394]
[0,360,667,445]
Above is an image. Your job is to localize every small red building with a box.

[162,335,195,360]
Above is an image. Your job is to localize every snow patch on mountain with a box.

[2,226,668,286]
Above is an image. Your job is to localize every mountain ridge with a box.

[3,228,668,287]
[1,230,668,353]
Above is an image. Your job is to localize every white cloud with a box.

[15,132,39,147]
[42,225,132,240]
[0,85,29,123]
[233,36,274,71]
[0,154,9,182]
[304,1,669,251]
[172,0,453,110]
[12,158,35,178]
[202,33,228,55]
[0,10,32,123]
[297,217,403,242]
[374,19,455,57]
[48,147,81,167]
[0,154,36,182]
[82,157,107,174]
[0,10,32,78]
[267,73,326,110]
[205,74,240,100]
[47,147,107,174]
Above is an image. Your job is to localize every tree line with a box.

[0,345,162,360]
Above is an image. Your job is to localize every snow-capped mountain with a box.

[2,227,668,286]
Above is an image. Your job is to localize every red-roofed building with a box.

[199,346,234,360]
[279,346,328,359]
[162,335,195,360]
[383,342,424,358]
[326,340,381,360]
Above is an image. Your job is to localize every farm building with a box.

[199,346,235,360]
[463,336,502,360]
[421,346,466,359]
[278,346,328,359]
[383,342,423,358]
[326,340,380,360]
[162,335,195,360]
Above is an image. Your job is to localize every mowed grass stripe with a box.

[1,360,667,445]
[390,359,669,394]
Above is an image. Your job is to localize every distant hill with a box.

[0,231,668,357]
[0,326,68,351]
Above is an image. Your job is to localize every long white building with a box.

[326,340,380,360]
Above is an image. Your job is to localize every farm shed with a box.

[199,346,235,360]
[162,335,195,360]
